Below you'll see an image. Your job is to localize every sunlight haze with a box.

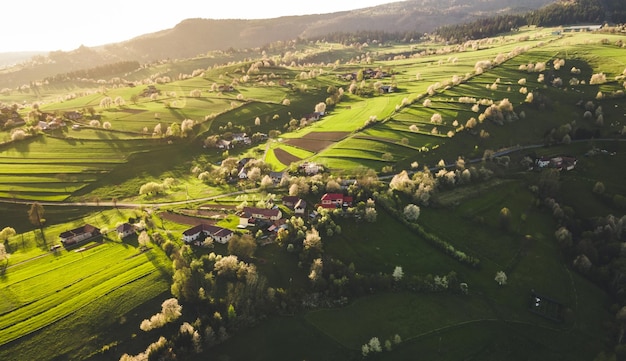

[1,0,402,53]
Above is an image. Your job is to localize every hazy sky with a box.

[2,0,402,52]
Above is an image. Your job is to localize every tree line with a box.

[435,0,625,42]
[43,61,140,83]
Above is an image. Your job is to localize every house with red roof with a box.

[319,193,353,209]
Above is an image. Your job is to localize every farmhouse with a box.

[216,139,231,149]
[300,162,322,175]
[282,196,300,208]
[182,223,233,244]
[269,171,285,184]
[562,25,602,32]
[116,223,136,239]
[379,85,396,93]
[294,199,307,215]
[242,207,282,220]
[59,224,100,246]
[535,156,577,171]
[281,196,306,215]
[303,112,323,122]
[319,193,353,209]
[218,85,235,92]
[63,111,82,120]
[239,206,282,227]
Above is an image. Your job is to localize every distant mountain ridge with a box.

[0,0,576,88]
[103,0,556,61]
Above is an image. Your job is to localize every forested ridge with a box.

[436,0,626,41]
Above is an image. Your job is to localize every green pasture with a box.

[327,208,464,276]
[0,136,161,200]
[0,206,171,360]
[303,177,610,359]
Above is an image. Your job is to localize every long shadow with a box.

[144,248,172,280]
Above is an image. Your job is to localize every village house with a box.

[300,162,322,175]
[182,223,233,244]
[535,156,577,171]
[59,224,100,246]
[319,193,353,209]
[379,85,396,93]
[269,171,285,184]
[216,139,231,149]
[116,223,136,239]
[232,133,251,145]
[63,111,82,121]
[282,196,300,208]
[294,199,307,215]
[218,85,235,92]
[239,206,282,227]
[302,112,323,122]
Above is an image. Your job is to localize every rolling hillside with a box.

[0,0,560,88]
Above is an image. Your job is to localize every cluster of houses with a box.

[339,68,391,81]
[534,156,577,171]
[216,132,257,150]
[53,190,357,250]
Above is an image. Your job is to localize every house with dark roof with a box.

[182,224,233,244]
[242,207,282,220]
[116,223,136,239]
[270,171,285,184]
[63,111,82,120]
[59,224,100,246]
[238,206,282,227]
[294,199,307,215]
[282,196,300,208]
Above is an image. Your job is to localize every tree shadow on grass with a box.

[144,248,172,279]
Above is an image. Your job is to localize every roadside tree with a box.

[0,243,9,269]
[28,202,46,241]
[0,227,16,247]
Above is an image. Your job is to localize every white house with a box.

[294,199,307,215]
[182,224,233,244]
[60,224,100,246]
[116,223,136,239]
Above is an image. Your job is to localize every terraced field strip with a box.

[273,147,302,166]
[284,131,350,153]
[0,243,157,345]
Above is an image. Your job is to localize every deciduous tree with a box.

[228,233,257,259]
[28,202,46,240]
[0,227,16,247]
[494,271,507,286]
[403,204,421,221]
[392,266,404,281]
[0,243,9,268]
